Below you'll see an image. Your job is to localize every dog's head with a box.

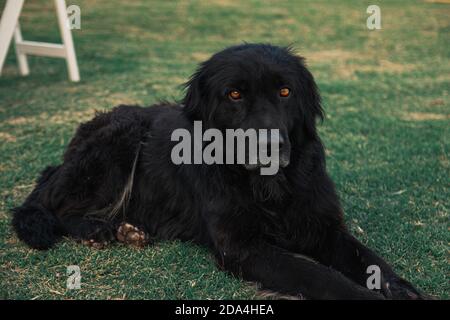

[182,43,323,171]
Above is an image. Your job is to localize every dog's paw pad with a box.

[116,222,149,247]
[81,239,108,249]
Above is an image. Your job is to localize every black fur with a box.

[12,44,428,300]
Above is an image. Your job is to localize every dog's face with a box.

[183,44,323,171]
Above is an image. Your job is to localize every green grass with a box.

[0,0,449,299]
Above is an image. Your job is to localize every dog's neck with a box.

[248,170,290,203]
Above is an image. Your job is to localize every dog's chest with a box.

[257,202,327,252]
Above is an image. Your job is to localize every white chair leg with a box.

[0,0,25,75]
[54,0,79,82]
[14,23,29,75]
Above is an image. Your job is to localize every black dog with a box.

[12,44,427,299]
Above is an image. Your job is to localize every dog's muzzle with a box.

[243,133,290,171]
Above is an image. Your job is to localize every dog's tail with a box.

[11,166,64,250]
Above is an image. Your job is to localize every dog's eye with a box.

[280,88,290,97]
[229,90,242,100]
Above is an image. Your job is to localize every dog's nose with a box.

[277,135,285,149]
[258,131,284,151]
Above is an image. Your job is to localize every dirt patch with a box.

[402,112,450,121]
[104,93,140,106]
[5,109,98,127]
[191,52,212,62]
[340,60,414,79]
[1,183,34,203]
[424,0,450,3]
[365,60,414,73]
[208,0,241,7]
[46,109,98,125]
[429,99,445,107]
[5,117,30,125]
[306,50,414,79]
[306,49,362,64]
[0,132,17,142]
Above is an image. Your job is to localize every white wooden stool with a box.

[0,0,80,82]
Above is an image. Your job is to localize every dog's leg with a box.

[61,216,117,249]
[317,231,430,299]
[64,218,149,248]
[215,242,384,300]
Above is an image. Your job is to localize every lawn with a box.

[0,0,448,299]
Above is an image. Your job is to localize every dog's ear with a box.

[182,67,207,121]
[295,57,324,139]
